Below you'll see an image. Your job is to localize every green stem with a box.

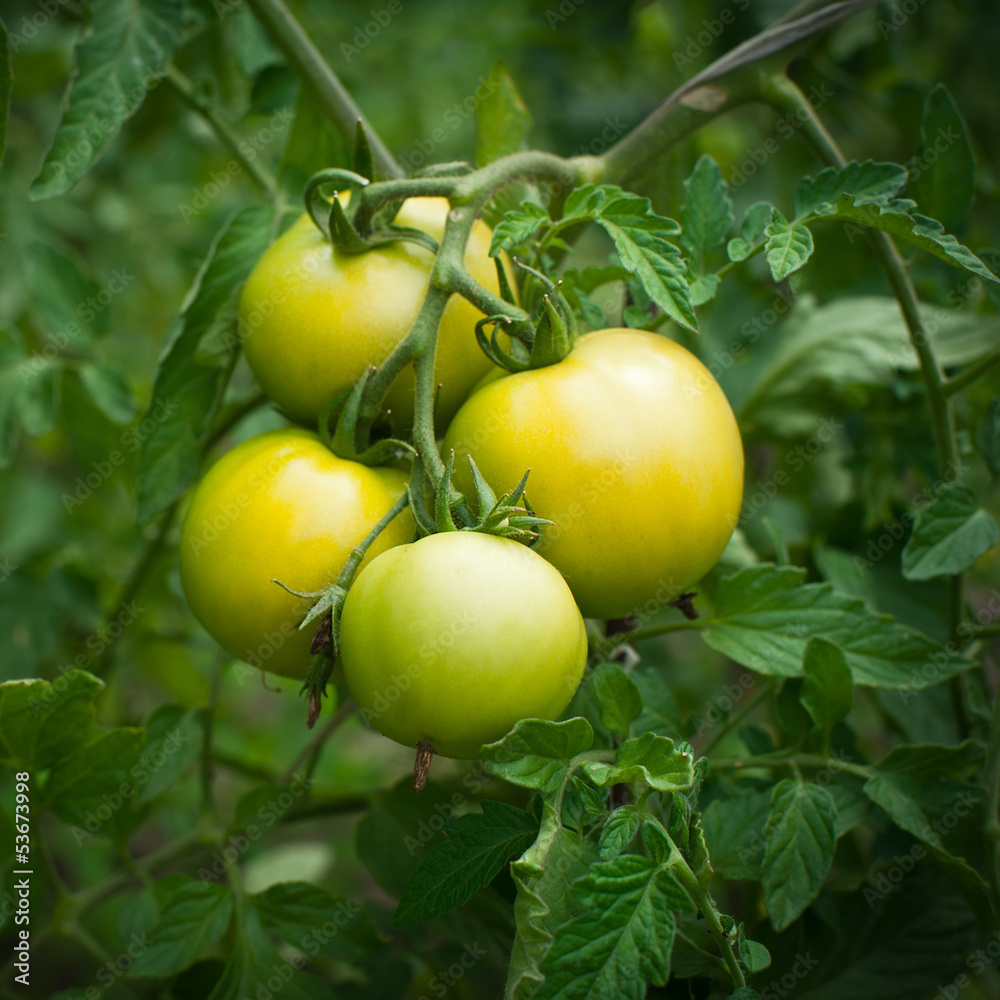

[698,679,775,755]
[278,696,357,784]
[242,0,401,179]
[984,664,1000,911]
[944,347,1000,397]
[763,72,968,736]
[599,617,709,656]
[711,751,873,782]
[670,849,746,989]
[164,65,279,200]
[200,658,225,820]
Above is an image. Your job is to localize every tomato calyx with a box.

[475,261,576,373]
[319,368,415,467]
[416,452,550,544]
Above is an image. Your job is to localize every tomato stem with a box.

[412,741,436,792]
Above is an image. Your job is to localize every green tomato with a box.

[339,532,588,759]
[443,328,744,619]
[179,428,413,679]
[238,196,505,429]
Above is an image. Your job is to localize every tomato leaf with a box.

[901,484,999,580]
[30,0,184,200]
[394,800,539,926]
[799,637,853,737]
[0,17,10,172]
[701,564,973,688]
[763,210,814,282]
[252,882,385,960]
[909,84,975,229]
[489,202,550,257]
[505,801,601,1000]
[701,789,773,881]
[44,726,146,830]
[793,160,909,220]
[481,717,594,792]
[583,733,696,792]
[598,806,644,861]
[680,154,734,271]
[76,363,136,425]
[589,662,642,736]
[128,880,234,978]
[133,705,204,806]
[0,670,103,771]
[760,779,838,930]
[136,205,274,523]
[534,854,688,999]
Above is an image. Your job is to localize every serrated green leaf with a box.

[590,662,642,735]
[793,161,909,220]
[394,801,538,926]
[17,360,62,437]
[764,213,814,281]
[476,61,531,166]
[598,807,644,860]
[505,801,600,1000]
[44,726,146,830]
[25,240,107,341]
[534,855,688,1000]
[680,154,734,270]
[207,905,329,1000]
[129,881,233,978]
[0,671,103,770]
[136,205,274,522]
[0,17,10,172]
[584,733,695,792]
[482,717,594,793]
[822,195,997,282]
[30,0,184,199]
[909,84,975,228]
[701,564,973,689]
[861,742,993,923]
[701,789,772,881]
[901,484,998,580]
[252,882,384,960]
[736,294,1000,436]
[134,705,203,805]
[690,272,721,305]
[800,637,853,737]
[761,779,837,930]
[727,237,751,262]
[490,202,549,256]
[77,363,135,425]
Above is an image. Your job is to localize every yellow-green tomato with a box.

[179,428,413,679]
[339,532,588,759]
[238,197,503,429]
[443,328,744,620]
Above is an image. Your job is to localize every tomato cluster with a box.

[179,198,744,759]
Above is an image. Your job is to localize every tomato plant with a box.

[3,2,1000,1000]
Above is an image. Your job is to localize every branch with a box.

[243,0,401,179]
[596,0,880,183]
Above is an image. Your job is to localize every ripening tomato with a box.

[238,197,506,430]
[179,428,413,679]
[443,328,744,619]
[339,531,588,759]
